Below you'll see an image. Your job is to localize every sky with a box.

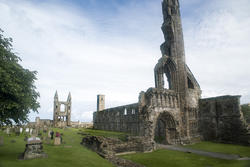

[0,0,250,122]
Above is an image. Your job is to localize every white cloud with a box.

[0,0,161,122]
[184,0,250,103]
[0,0,250,122]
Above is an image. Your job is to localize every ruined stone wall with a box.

[93,103,140,135]
[199,96,250,145]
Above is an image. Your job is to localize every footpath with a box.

[157,144,250,161]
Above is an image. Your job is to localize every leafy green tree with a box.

[0,29,40,126]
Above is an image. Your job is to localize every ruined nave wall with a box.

[199,96,250,145]
[93,103,140,135]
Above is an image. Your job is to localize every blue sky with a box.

[0,0,250,122]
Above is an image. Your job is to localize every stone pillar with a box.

[157,93,162,106]
[161,94,166,106]
[169,96,173,108]
[165,95,169,107]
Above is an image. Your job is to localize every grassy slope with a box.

[185,142,250,157]
[1,128,250,167]
[80,128,128,141]
[0,128,114,167]
[121,149,250,167]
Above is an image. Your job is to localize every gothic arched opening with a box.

[163,58,177,90]
[154,57,177,90]
[154,112,179,145]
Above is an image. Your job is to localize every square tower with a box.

[97,95,105,111]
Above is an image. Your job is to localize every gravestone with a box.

[54,137,61,145]
[48,130,51,138]
[6,128,10,135]
[43,126,48,133]
[15,128,20,136]
[24,136,28,142]
[20,127,23,134]
[0,136,3,146]
[30,129,33,135]
[21,137,47,160]
[33,129,38,136]
[25,128,29,133]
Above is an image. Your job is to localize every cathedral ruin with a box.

[53,91,72,128]
[93,0,250,145]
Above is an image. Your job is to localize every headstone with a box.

[24,136,28,142]
[20,128,23,133]
[32,129,37,136]
[15,128,20,136]
[6,128,10,135]
[21,137,47,160]
[54,137,61,145]
[25,128,29,133]
[30,129,33,135]
[48,130,51,138]
[0,136,3,146]
[43,126,48,133]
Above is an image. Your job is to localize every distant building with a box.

[53,91,72,128]
[27,92,92,128]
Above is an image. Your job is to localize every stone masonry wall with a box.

[93,103,139,135]
[199,96,250,145]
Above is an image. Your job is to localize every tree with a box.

[0,29,40,126]
[241,104,250,124]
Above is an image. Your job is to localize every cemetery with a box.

[0,127,250,167]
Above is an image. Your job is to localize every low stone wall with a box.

[199,95,250,145]
[93,103,139,135]
[81,135,154,167]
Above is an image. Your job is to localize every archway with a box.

[154,112,179,145]
[154,57,177,91]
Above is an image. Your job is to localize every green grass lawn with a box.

[0,128,114,167]
[1,128,250,167]
[184,141,250,157]
[80,128,129,141]
[121,149,250,167]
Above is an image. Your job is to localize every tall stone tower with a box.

[97,95,105,111]
[155,0,201,107]
[53,91,72,128]
[143,0,202,144]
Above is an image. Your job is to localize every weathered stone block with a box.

[54,137,61,145]
[81,136,151,167]
[21,137,47,160]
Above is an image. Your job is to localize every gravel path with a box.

[157,144,250,161]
